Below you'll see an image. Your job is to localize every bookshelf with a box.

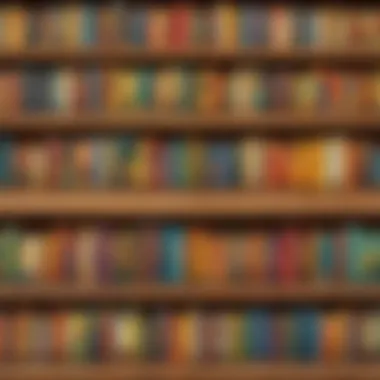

[1,1,380,378]
[0,285,378,304]
[1,112,380,132]
[1,364,380,380]
[0,47,380,64]
[0,191,379,217]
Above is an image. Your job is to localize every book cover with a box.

[0,137,13,187]
[214,2,237,49]
[240,138,265,189]
[269,7,294,50]
[168,2,191,48]
[3,5,26,50]
[294,7,316,47]
[128,4,147,46]
[148,5,168,49]
[136,68,154,109]
[61,4,82,47]
[228,69,253,113]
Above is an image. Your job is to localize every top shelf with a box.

[0,48,380,65]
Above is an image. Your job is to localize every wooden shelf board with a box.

[0,47,380,64]
[1,112,380,133]
[0,191,379,217]
[0,285,378,303]
[0,364,379,380]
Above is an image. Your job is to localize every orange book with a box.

[52,312,66,361]
[188,228,210,283]
[197,70,226,113]
[148,5,168,49]
[3,5,27,51]
[266,141,289,190]
[269,6,293,50]
[320,312,349,362]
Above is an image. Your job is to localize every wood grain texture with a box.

[0,47,379,64]
[0,191,379,217]
[0,364,379,380]
[1,112,380,133]
[0,285,378,304]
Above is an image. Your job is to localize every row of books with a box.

[0,309,379,362]
[0,224,378,284]
[0,3,380,50]
[1,136,380,190]
[1,68,380,113]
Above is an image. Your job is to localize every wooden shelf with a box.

[1,112,380,133]
[0,191,379,218]
[0,47,379,64]
[0,285,378,304]
[0,364,379,380]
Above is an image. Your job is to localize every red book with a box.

[47,138,63,188]
[168,2,191,49]
[151,140,165,189]
[266,141,290,190]
[277,229,298,284]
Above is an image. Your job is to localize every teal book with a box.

[348,226,380,283]
[292,310,320,361]
[179,68,196,111]
[347,226,367,283]
[116,136,136,187]
[0,137,13,187]
[244,310,272,360]
[165,140,188,188]
[294,7,316,47]
[81,3,98,46]
[161,226,186,283]
[136,68,154,108]
[0,227,21,283]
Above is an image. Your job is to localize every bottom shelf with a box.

[0,364,379,380]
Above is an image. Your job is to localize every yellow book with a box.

[228,312,243,360]
[3,5,26,51]
[183,311,198,362]
[240,138,265,188]
[229,69,253,113]
[306,140,323,190]
[187,139,205,188]
[61,4,82,47]
[295,73,319,113]
[122,312,143,359]
[128,139,151,189]
[65,313,86,360]
[215,2,237,49]
[154,67,181,109]
[20,233,43,282]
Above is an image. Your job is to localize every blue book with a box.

[245,310,272,360]
[317,232,334,281]
[0,137,13,187]
[128,5,147,46]
[294,8,316,47]
[81,4,98,46]
[292,310,319,361]
[239,5,268,47]
[164,140,187,188]
[368,144,380,187]
[206,141,237,188]
[160,226,186,283]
